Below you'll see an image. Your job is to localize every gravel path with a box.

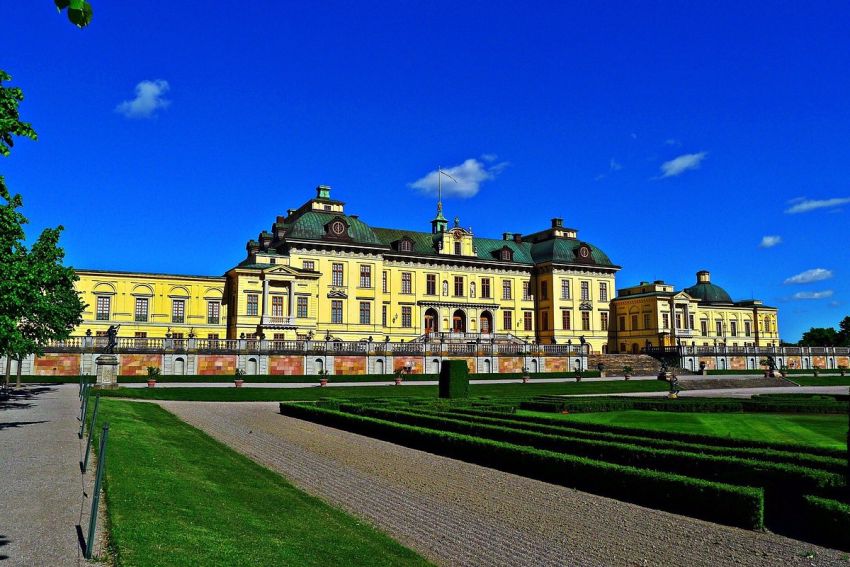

[161,401,849,567]
[0,384,103,566]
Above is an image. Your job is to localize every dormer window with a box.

[498,246,513,262]
[399,239,412,252]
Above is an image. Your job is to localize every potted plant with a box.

[623,365,632,380]
[319,369,329,387]
[813,364,820,377]
[234,368,245,388]
[839,364,847,377]
[146,366,160,387]
[699,361,707,375]
[521,366,530,383]
[597,362,606,378]
[759,358,771,378]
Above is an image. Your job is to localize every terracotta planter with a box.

[522,375,530,383]
[319,378,328,387]
[394,377,402,386]
[624,374,630,380]
[147,379,156,388]
[234,379,244,388]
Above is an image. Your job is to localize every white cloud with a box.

[115,79,170,119]
[658,152,707,178]
[784,268,833,285]
[664,138,680,146]
[480,153,498,162]
[784,197,850,214]
[792,290,833,300]
[409,158,508,198]
[609,158,622,171]
[759,235,782,248]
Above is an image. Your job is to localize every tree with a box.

[54,0,93,29]
[799,327,839,347]
[839,316,850,347]
[1,71,85,388]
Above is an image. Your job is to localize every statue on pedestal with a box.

[105,324,120,354]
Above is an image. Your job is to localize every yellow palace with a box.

[72,185,779,353]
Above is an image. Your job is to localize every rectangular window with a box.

[541,311,549,331]
[207,301,220,324]
[502,279,512,300]
[562,310,572,330]
[271,296,284,317]
[402,272,412,294]
[701,320,708,336]
[675,313,682,329]
[247,294,258,316]
[360,265,372,288]
[454,276,464,297]
[540,282,548,300]
[382,305,388,327]
[382,271,388,293]
[581,281,590,301]
[134,297,148,322]
[523,311,533,331]
[359,302,371,324]
[134,331,147,348]
[426,274,436,295]
[744,321,751,337]
[716,321,723,336]
[643,313,651,329]
[581,311,590,331]
[503,310,513,331]
[601,312,609,331]
[401,306,412,328]
[454,241,462,255]
[96,296,111,321]
[172,299,185,323]
[331,300,343,324]
[730,321,738,337]
[619,316,626,330]
[481,278,491,299]
[332,263,344,286]
[561,280,571,300]
[631,314,638,330]
[599,282,608,302]
[522,281,530,300]
[689,314,695,330]
[297,296,308,318]
[303,260,315,271]
[662,313,669,329]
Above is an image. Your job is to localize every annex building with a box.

[70,185,781,361]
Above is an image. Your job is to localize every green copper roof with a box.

[685,282,733,304]
[284,211,384,245]
[370,227,536,264]
[530,238,614,267]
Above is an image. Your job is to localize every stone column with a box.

[95,354,119,388]
[262,278,269,317]
[289,282,296,320]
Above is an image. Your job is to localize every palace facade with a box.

[71,185,780,355]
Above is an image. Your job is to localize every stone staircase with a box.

[588,354,662,376]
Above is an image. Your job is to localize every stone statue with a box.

[105,324,120,354]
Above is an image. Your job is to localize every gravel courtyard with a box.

[160,401,849,567]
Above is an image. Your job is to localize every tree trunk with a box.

[4,356,11,390]
[16,357,22,389]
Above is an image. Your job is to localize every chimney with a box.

[551,217,563,228]
[503,232,514,241]
[696,270,711,284]
[276,215,286,223]
[513,233,523,244]
[654,280,664,284]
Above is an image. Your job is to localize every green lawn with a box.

[91,399,430,567]
[531,409,849,449]
[97,379,668,402]
[790,376,850,387]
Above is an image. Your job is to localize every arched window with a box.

[315,358,324,373]
[442,280,448,296]
[399,240,412,252]
[482,359,491,373]
[375,359,385,374]
[174,357,185,375]
[500,248,512,261]
[247,357,258,375]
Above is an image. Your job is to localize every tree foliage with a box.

[798,316,850,347]
[1,71,85,383]
[54,0,93,29]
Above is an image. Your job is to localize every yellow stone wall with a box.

[74,270,227,339]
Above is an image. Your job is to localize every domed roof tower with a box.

[684,270,733,304]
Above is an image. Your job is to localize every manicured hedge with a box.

[444,407,849,459]
[518,396,849,415]
[279,402,764,529]
[407,407,848,474]
[439,360,469,399]
[799,495,850,551]
[340,404,844,505]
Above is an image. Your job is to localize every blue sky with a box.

[3,2,850,341]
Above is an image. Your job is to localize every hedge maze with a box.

[279,393,850,551]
